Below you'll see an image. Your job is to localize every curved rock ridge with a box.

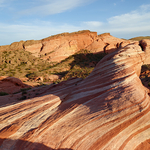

[0,43,150,150]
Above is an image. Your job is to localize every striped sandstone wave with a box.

[0,42,150,150]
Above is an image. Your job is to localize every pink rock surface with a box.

[23,40,42,57]
[0,76,31,94]
[0,42,150,149]
[40,31,97,62]
[0,31,132,63]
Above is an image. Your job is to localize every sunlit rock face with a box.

[0,76,31,94]
[0,42,150,150]
[0,31,131,63]
[24,32,131,62]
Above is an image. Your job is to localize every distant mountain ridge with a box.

[129,36,150,41]
[0,30,131,63]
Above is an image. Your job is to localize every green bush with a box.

[0,92,9,96]
[19,95,27,100]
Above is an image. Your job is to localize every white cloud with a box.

[108,12,150,26]
[1,3,150,45]
[0,22,82,45]
[108,4,150,25]
[140,4,150,11]
[104,4,150,38]
[81,4,150,38]
[82,21,103,27]
[20,0,94,15]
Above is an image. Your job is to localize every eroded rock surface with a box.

[0,31,131,62]
[0,42,150,150]
[0,76,31,94]
[139,39,150,64]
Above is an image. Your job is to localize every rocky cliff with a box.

[0,41,150,150]
[0,31,130,62]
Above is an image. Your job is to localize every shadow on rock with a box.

[0,138,73,150]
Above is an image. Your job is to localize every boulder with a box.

[46,74,62,81]
[34,76,44,82]
[0,76,31,94]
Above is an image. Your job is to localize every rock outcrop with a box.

[0,76,31,94]
[0,31,131,62]
[139,39,150,64]
[0,42,150,150]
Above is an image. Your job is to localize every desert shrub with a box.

[19,95,27,100]
[26,72,40,80]
[63,67,93,80]
[0,92,9,96]
[8,72,16,77]
[20,88,31,92]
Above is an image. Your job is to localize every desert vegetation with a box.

[129,36,150,41]
[0,91,9,96]
[0,50,49,78]
[140,64,150,87]
[0,46,149,87]
[0,34,149,87]
[0,49,106,85]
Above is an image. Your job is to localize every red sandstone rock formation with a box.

[139,39,150,64]
[0,42,150,150]
[86,33,131,54]
[0,76,31,94]
[23,40,42,57]
[0,31,131,62]
[40,31,97,62]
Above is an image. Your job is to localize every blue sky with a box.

[0,0,150,45]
